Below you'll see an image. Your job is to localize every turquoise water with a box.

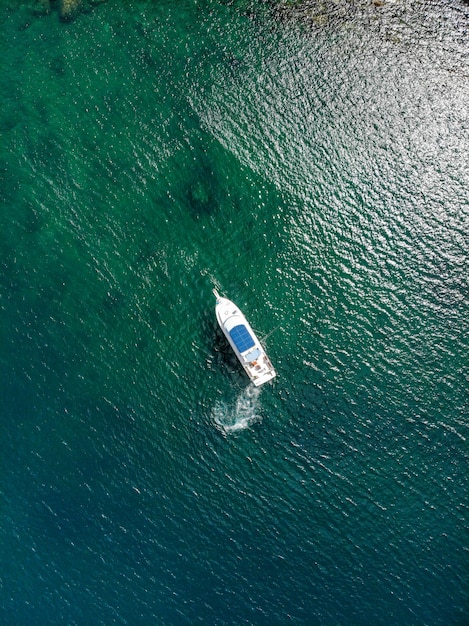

[1,1,468,623]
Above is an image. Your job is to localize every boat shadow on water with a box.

[212,327,241,368]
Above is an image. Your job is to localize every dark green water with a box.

[1,1,468,624]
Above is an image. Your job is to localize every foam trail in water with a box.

[212,385,262,433]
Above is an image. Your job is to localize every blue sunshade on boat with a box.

[229,324,255,353]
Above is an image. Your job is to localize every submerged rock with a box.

[59,0,83,21]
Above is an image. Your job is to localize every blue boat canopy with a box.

[229,324,256,353]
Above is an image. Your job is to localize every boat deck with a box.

[213,290,276,386]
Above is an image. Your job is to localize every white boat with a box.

[213,289,277,387]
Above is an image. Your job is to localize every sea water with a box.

[1,1,468,624]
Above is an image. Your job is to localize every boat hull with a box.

[213,291,277,387]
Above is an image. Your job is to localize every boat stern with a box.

[251,368,277,387]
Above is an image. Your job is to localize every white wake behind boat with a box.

[213,289,277,387]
